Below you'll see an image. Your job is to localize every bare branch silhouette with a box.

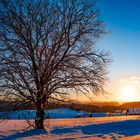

[0,0,111,129]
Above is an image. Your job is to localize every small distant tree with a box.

[0,0,111,129]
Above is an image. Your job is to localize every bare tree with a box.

[0,0,111,129]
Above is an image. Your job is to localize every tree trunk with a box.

[35,101,45,129]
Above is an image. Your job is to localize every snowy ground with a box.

[0,108,107,119]
[1,115,140,140]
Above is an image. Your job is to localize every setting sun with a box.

[120,86,136,102]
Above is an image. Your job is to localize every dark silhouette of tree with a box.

[0,0,111,129]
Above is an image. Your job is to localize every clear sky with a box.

[94,0,140,102]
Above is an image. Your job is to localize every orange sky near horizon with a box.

[92,76,140,103]
[76,76,140,103]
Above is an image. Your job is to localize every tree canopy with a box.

[0,0,111,128]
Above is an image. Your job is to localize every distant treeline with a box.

[68,102,140,113]
[1,100,140,113]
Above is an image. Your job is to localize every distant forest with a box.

[68,102,140,113]
[1,101,140,113]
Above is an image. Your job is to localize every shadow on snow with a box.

[52,120,140,137]
[0,129,47,140]
[1,120,140,139]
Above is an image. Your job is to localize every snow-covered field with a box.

[0,108,107,119]
[1,115,140,139]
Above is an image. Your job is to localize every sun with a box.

[120,86,136,102]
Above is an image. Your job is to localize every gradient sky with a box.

[94,0,140,101]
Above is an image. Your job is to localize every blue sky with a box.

[98,0,140,81]
[93,0,140,101]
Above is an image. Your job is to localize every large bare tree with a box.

[0,0,111,129]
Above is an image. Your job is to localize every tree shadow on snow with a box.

[0,129,47,140]
[52,120,140,137]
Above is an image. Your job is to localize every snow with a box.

[47,108,86,119]
[0,115,140,139]
[0,108,108,119]
[127,108,140,115]
[0,108,87,119]
[92,112,107,117]
[0,110,36,120]
[0,109,140,139]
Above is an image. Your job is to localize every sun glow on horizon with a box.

[108,76,140,103]
[120,86,137,102]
